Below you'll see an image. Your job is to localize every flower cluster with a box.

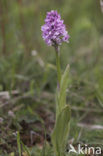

[41,10,70,46]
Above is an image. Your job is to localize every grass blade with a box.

[17,131,22,156]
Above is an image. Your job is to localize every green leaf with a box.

[22,142,31,156]
[17,131,22,156]
[57,64,70,117]
[52,105,71,156]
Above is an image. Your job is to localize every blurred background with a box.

[0,0,103,155]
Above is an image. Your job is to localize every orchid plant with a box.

[41,10,71,156]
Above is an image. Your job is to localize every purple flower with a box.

[41,10,70,46]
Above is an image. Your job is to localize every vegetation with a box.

[0,0,103,155]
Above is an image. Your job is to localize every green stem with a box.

[55,45,61,89]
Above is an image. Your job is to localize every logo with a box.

[68,144,102,155]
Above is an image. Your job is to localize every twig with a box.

[0,92,47,108]
[77,123,103,130]
[71,106,103,113]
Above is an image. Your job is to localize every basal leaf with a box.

[52,105,71,156]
